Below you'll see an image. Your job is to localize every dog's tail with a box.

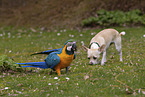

[120,31,126,36]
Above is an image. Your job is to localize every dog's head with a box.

[82,44,105,65]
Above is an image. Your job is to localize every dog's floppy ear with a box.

[82,45,89,51]
[99,44,105,53]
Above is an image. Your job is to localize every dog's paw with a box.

[120,59,123,62]
[101,63,105,66]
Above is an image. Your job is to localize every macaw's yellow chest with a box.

[56,46,74,69]
[57,53,74,69]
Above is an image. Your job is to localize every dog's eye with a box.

[88,57,90,59]
[93,56,97,59]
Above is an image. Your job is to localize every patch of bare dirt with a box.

[0,0,144,29]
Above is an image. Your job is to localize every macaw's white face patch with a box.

[67,46,72,51]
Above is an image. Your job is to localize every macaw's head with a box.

[66,40,77,52]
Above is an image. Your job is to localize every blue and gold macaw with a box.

[16,39,77,76]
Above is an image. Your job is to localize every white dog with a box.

[82,29,125,65]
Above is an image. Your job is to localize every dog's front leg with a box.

[119,50,123,62]
[101,51,106,65]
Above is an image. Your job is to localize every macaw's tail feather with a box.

[30,49,61,56]
[16,62,49,69]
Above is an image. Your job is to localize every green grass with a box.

[0,26,145,96]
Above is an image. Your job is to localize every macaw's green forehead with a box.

[67,39,76,43]
[63,39,76,47]
[65,39,76,44]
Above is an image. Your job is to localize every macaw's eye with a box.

[88,57,90,59]
[93,56,97,59]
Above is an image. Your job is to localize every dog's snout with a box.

[89,62,93,65]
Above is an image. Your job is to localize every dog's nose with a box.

[89,62,93,65]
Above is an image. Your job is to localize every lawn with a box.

[0,26,145,96]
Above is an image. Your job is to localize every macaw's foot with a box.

[57,71,61,76]
[66,67,69,73]
[55,68,61,76]
[66,65,71,74]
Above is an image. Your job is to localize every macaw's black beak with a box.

[72,43,77,51]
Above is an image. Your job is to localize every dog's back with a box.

[91,29,119,45]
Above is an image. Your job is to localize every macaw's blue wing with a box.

[30,48,62,56]
[16,62,49,69]
[16,52,61,70]
[45,52,60,70]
